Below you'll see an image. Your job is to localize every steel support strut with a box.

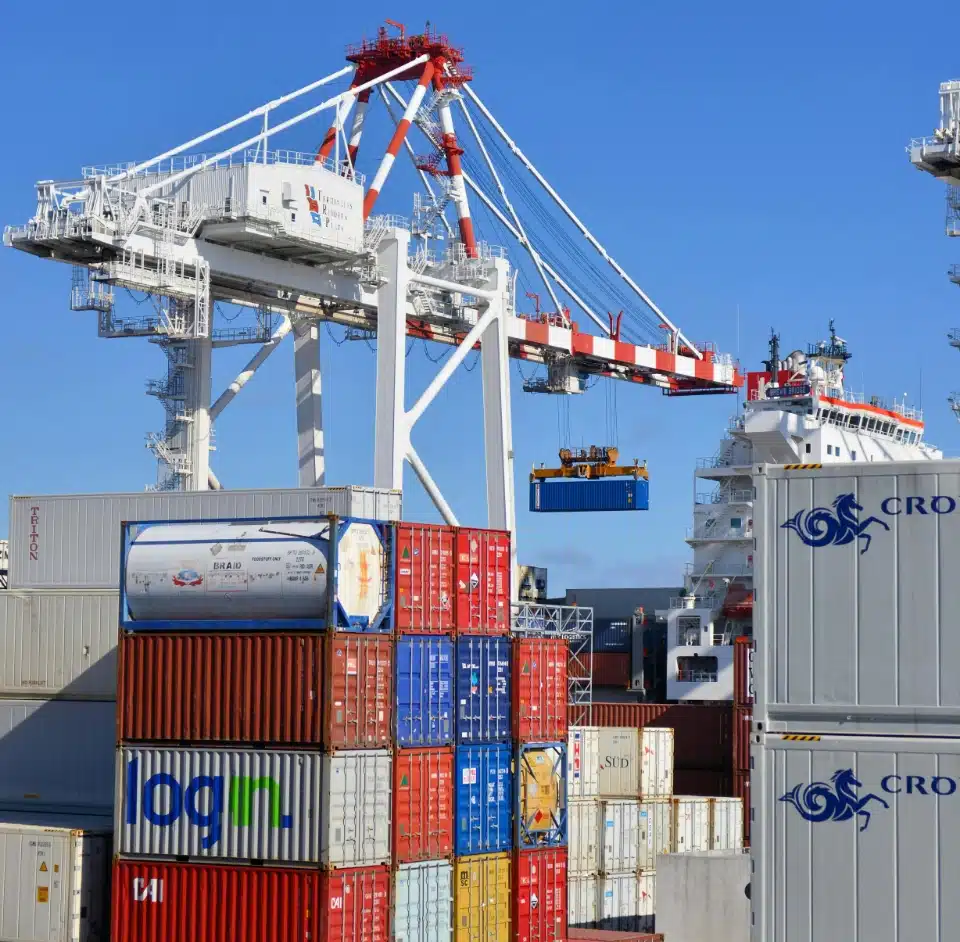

[294,322,325,487]
[184,337,213,491]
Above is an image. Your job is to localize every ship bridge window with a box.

[805,443,811,454]
[677,655,719,684]
[826,444,832,456]
[730,517,743,529]
[849,415,861,429]
[851,449,857,460]
[678,615,701,646]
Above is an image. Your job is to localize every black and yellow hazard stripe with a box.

[780,734,821,741]
[782,463,822,470]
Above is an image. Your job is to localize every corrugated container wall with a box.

[732,705,751,774]
[754,461,960,733]
[732,770,750,846]
[513,848,566,942]
[516,743,567,849]
[586,654,631,688]
[396,637,454,746]
[112,859,326,942]
[567,875,599,928]
[568,799,601,874]
[395,523,455,634]
[0,823,110,942]
[455,528,510,635]
[597,728,673,799]
[455,744,513,855]
[455,636,512,744]
[323,636,394,750]
[0,590,118,699]
[118,746,325,863]
[710,797,744,851]
[592,619,632,654]
[453,852,511,942]
[321,866,392,942]
[732,636,754,706]
[751,732,960,942]
[568,727,600,799]
[638,799,673,872]
[514,639,567,742]
[0,700,114,814]
[529,479,649,513]
[395,861,453,942]
[598,873,655,933]
[321,750,392,868]
[393,747,454,863]
[8,486,401,589]
[118,633,325,745]
[672,797,711,853]
[601,800,641,874]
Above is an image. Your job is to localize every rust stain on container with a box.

[393,746,455,863]
[455,528,511,635]
[395,523,456,634]
[515,639,568,742]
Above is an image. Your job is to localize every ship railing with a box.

[687,524,752,541]
[695,488,753,505]
[668,595,721,610]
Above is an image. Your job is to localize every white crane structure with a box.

[909,80,960,419]
[4,22,741,560]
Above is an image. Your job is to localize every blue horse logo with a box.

[780,769,889,832]
[781,493,889,554]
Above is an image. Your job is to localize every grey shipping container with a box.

[0,822,111,942]
[0,701,115,815]
[7,486,401,590]
[0,590,118,699]
[394,860,453,942]
[117,746,324,863]
[657,852,749,942]
[755,461,960,734]
[752,731,960,942]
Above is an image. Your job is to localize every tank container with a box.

[516,742,567,849]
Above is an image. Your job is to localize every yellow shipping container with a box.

[518,745,564,841]
[454,852,511,942]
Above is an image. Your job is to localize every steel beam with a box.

[294,321,325,487]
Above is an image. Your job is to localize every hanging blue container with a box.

[395,636,454,746]
[455,744,513,855]
[593,618,632,653]
[529,479,649,513]
[455,636,512,744]
[515,741,567,849]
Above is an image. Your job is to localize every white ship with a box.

[657,323,941,701]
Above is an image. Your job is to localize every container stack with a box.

[393,523,456,942]
[111,515,396,942]
[513,635,569,942]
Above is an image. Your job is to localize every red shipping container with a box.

[321,867,391,942]
[117,633,325,745]
[515,638,568,742]
[113,859,324,942]
[589,653,631,688]
[733,769,751,845]
[393,746,455,862]
[733,636,754,705]
[395,523,455,633]
[514,848,567,942]
[324,635,394,749]
[455,527,511,634]
[569,933,663,942]
[673,767,732,797]
[582,702,732,772]
[732,705,752,773]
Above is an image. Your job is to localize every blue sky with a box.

[1,1,957,592]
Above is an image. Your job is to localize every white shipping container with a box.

[8,486,401,590]
[673,797,711,853]
[601,800,640,875]
[640,727,674,799]
[567,874,599,928]
[598,872,656,932]
[567,799,601,874]
[0,701,114,815]
[0,822,111,942]
[321,750,392,868]
[394,861,453,942]
[0,590,118,699]
[117,746,323,863]
[568,727,600,799]
[656,852,749,942]
[710,797,744,851]
[755,461,960,733]
[597,727,673,799]
[638,799,673,871]
[597,728,639,797]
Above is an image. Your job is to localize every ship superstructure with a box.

[657,323,941,701]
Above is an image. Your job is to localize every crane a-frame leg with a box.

[294,321,325,487]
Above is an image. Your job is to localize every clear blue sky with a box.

[1,1,956,592]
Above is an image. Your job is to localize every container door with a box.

[568,727,600,799]
[638,799,673,871]
[640,727,674,799]
[673,797,711,853]
[321,867,391,942]
[456,638,512,744]
[455,746,512,855]
[395,862,454,942]
[599,874,638,931]
[325,636,393,750]
[710,797,744,851]
[322,751,392,868]
[0,829,69,941]
[394,748,455,863]
[455,529,510,635]
[568,799,600,874]
[395,523,455,633]
[601,801,640,874]
[513,640,568,742]
[454,854,511,942]
[567,875,599,928]
[513,849,566,942]
[597,728,640,797]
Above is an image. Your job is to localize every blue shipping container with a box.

[396,636,454,746]
[455,744,513,855]
[455,637,512,744]
[516,742,567,849]
[593,618,632,653]
[528,479,649,513]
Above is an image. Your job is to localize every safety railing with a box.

[676,670,719,684]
